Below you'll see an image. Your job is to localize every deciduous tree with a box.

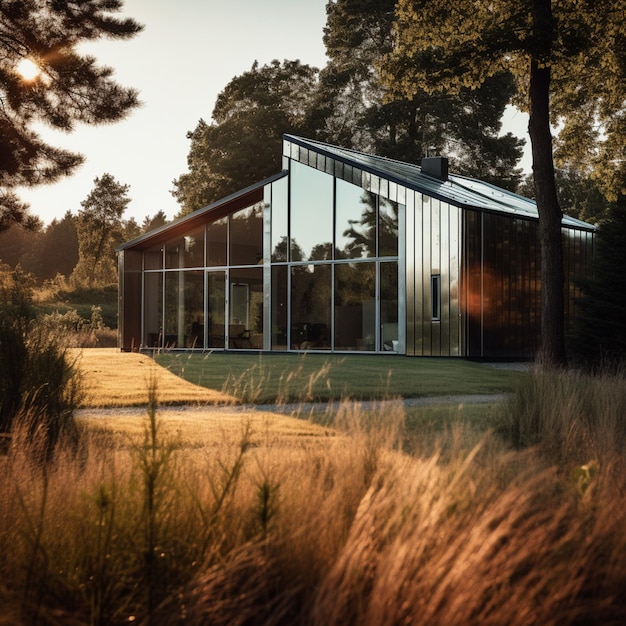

[0,0,142,229]
[172,60,319,215]
[384,0,626,366]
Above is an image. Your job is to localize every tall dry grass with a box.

[1,372,626,625]
[500,366,626,466]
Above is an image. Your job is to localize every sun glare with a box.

[16,58,41,81]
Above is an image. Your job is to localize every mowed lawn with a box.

[154,351,526,404]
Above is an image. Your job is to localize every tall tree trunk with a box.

[528,0,566,367]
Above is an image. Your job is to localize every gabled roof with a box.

[285,135,595,232]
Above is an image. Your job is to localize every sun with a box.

[16,58,41,81]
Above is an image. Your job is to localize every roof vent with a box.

[421,156,448,181]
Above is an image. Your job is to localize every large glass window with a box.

[379,197,399,257]
[164,230,205,269]
[143,272,162,347]
[165,240,182,269]
[230,202,263,266]
[139,158,402,354]
[335,179,376,259]
[380,261,399,351]
[207,216,227,267]
[271,177,289,262]
[290,161,333,261]
[182,226,205,268]
[163,270,204,348]
[185,271,204,347]
[144,246,163,270]
[334,262,376,350]
[207,271,226,348]
[291,263,331,350]
[229,267,263,349]
[271,266,288,350]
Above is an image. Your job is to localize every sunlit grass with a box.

[2,373,625,625]
[73,348,236,407]
[4,349,624,623]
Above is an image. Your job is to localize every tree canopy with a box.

[384,0,625,200]
[0,0,142,229]
[173,1,525,218]
[573,194,626,363]
[314,0,524,188]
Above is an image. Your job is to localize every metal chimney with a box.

[421,156,449,181]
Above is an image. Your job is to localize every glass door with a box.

[207,271,226,349]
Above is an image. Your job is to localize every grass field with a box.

[73,349,508,451]
[154,351,524,404]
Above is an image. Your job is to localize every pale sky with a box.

[17,0,530,226]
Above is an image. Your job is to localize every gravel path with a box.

[77,393,509,420]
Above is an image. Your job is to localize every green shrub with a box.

[0,265,83,455]
[38,305,118,348]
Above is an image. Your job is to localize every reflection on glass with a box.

[207,216,227,267]
[335,179,376,259]
[380,261,399,351]
[271,266,288,349]
[290,264,331,350]
[182,226,205,268]
[144,246,163,270]
[230,202,263,266]
[184,271,204,347]
[290,161,333,261]
[334,262,376,350]
[271,177,288,262]
[163,271,204,348]
[207,271,225,348]
[143,272,162,347]
[229,267,263,349]
[165,240,183,269]
[379,198,399,257]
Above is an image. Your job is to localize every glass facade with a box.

[142,200,265,350]
[138,160,402,353]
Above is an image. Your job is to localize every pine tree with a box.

[72,173,130,288]
[0,0,142,228]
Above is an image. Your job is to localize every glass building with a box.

[118,135,595,358]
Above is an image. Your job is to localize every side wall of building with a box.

[461,210,594,359]
[118,249,142,351]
